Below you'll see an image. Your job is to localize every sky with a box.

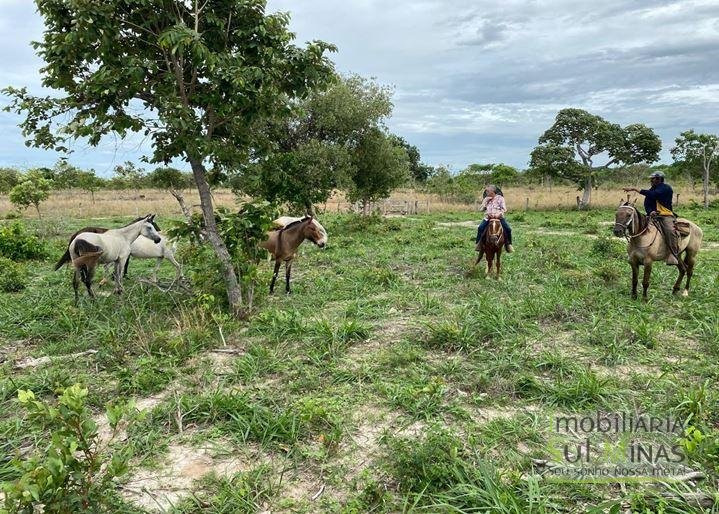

[1,0,718,176]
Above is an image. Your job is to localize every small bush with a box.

[1,385,133,513]
[591,233,624,258]
[0,222,46,261]
[0,257,27,292]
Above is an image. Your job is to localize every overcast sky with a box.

[1,0,718,175]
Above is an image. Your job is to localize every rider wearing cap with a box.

[623,171,684,271]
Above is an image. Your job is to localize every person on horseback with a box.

[623,171,685,271]
[476,185,513,253]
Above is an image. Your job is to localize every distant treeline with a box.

[1,158,709,202]
[0,161,194,194]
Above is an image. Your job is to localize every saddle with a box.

[675,219,691,237]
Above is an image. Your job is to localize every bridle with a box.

[615,205,658,247]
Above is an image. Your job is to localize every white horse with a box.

[124,234,183,282]
[69,214,161,301]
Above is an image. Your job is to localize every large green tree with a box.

[4,0,334,315]
[233,74,391,212]
[0,168,21,194]
[346,128,410,213]
[530,108,661,209]
[671,130,719,209]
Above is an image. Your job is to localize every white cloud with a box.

[1,0,718,171]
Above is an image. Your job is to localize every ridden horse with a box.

[613,201,703,300]
[474,218,504,278]
[69,214,161,302]
[55,219,182,282]
[259,216,327,294]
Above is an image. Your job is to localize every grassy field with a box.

[1,205,718,513]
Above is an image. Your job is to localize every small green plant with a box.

[8,173,52,219]
[0,257,27,292]
[0,222,46,261]
[1,385,133,513]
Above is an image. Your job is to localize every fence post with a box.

[525,197,529,211]
[676,193,680,207]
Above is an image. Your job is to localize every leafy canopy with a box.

[4,0,336,170]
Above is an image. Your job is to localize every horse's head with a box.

[302,216,327,248]
[141,214,162,244]
[614,201,635,237]
[486,219,503,246]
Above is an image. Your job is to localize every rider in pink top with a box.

[476,185,514,252]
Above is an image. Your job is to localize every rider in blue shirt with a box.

[623,171,684,271]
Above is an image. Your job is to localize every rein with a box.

[616,206,658,248]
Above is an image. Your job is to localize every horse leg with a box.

[642,262,652,302]
[683,253,696,297]
[152,257,162,282]
[166,253,183,279]
[83,265,96,299]
[672,258,686,295]
[269,259,281,294]
[285,260,293,295]
[485,251,493,277]
[495,250,501,279]
[114,259,125,295]
[73,270,80,304]
[630,260,639,300]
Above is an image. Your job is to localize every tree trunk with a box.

[188,157,244,317]
[362,199,369,216]
[703,164,709,209]
[35,203,42,219]
[170,189,192,222]
[579,175,592,210]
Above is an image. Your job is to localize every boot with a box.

[666,235,686,271]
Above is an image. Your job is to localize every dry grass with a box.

[0,185,713,219]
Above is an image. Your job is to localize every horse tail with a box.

[54,249,72,271]
[72,239,104,269]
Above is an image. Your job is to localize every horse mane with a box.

[281,216,312,231]
[123,215,161,231]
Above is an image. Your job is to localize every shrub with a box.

[0,257,27,292]
[0,223,46,261]
[1,385,133,513]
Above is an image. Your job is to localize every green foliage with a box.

[0,257,27,293]
[109,162,145,190]
[0,222,46,261]
[530,108,661,207]
[0,168,21,194]
[8,174,52,218]
[147,167,192,190]
[383,428,550,512]
[391,135,432,183]
[346,128,410,206]
[1,385,132,513]
[234,74,396,210]
[671,129,719,208]
[169,201,278,313]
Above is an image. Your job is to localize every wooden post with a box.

[414,200,418,214]
[676,193,680,207]
[576,196,581,210]
[525,197,529,211]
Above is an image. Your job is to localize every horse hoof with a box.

[682,289,689,297]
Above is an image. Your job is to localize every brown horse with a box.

[613,202,703,300]
[474,218,504,278]
[259,216,327,294]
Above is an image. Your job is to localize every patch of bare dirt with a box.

[122,440,256,512]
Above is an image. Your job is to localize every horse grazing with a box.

[259,216,327,294]
[613,202,703,300]
[55,218,181,282]
[69,214,161,302]
[474,218,504,278]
